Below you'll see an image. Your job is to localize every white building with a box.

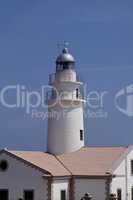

[0,48,133,200]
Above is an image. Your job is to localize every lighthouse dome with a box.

[56,48,75,71]
[56,48,75,63]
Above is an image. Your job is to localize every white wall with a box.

[111,159,126,200]
[0,152,47,200]
[74,178,106,200]
[51,179,69,200]
[126,148,133,200]
[48,67,84,155]
[48,105,84,155]
[111,147,133,200]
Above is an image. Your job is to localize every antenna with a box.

[57,41,70,53]
[63,41,69,48]
[57,43,61,54]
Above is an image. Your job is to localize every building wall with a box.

[3,148,133,200]
[0,152,47,200]
[111,147,133,200]
[74,178,106,200]
[111,159,126,200]
[126,148,133,200]
[51,179,69,200]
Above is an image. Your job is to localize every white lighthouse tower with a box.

[47,47,85,155]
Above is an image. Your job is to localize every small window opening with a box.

[80,130,84,141]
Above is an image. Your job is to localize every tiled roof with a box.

[1,146,127,177]
[8,150,71,176]
[57,147,127,176]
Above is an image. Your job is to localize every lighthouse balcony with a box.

[46,90,85,103]
[49,73,82,85]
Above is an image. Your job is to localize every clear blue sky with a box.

[0,0,133,151]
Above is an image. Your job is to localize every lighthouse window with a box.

[80,130,84,141]
[56,62,74,71]
[76,88,79,99]
[62,62,74,70]
[63,63,69,70]
[56,64,62,71]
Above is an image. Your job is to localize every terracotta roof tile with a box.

[5,146,127,177]
[57,146,127,176]
[9,150,70,176]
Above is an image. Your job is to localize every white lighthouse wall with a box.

[54,81,82,101]
[48,105,84,155]
[74,179,106,200]
[0,152,47,200]
[48,54,85,155]
[55,69,77,82]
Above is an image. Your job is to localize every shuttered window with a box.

[61,190,66,200]
[117,189,122,200]
[131,187,133,200]
[131,160,133,174]
[24,190,34,200]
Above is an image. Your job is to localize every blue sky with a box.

[0,0,133,151]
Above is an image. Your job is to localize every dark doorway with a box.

[61,190,66,200]
[117,189,122,200]
[131,187,133,200]
[24,190,34,200]
[0,189,8,200]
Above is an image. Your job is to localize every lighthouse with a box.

[47,47,85,155]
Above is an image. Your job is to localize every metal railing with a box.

[46,90,83,102]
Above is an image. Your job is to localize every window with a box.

[56,62,74,71]
[131,187,133,200]
[80,130,84,141]
[117,189,122,200]
[63,63,69,70]
[61,190,66,200]
[0,160,8,171]
[0,189,9,200]
[62,62,74,70]
[131,160,133,175]
[76,88,79,99]
[24,190,34,200]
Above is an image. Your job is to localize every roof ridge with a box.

[82,146,127,148]
[0,149,51,176]
[54,155,72,175]
[8,150,45,153]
